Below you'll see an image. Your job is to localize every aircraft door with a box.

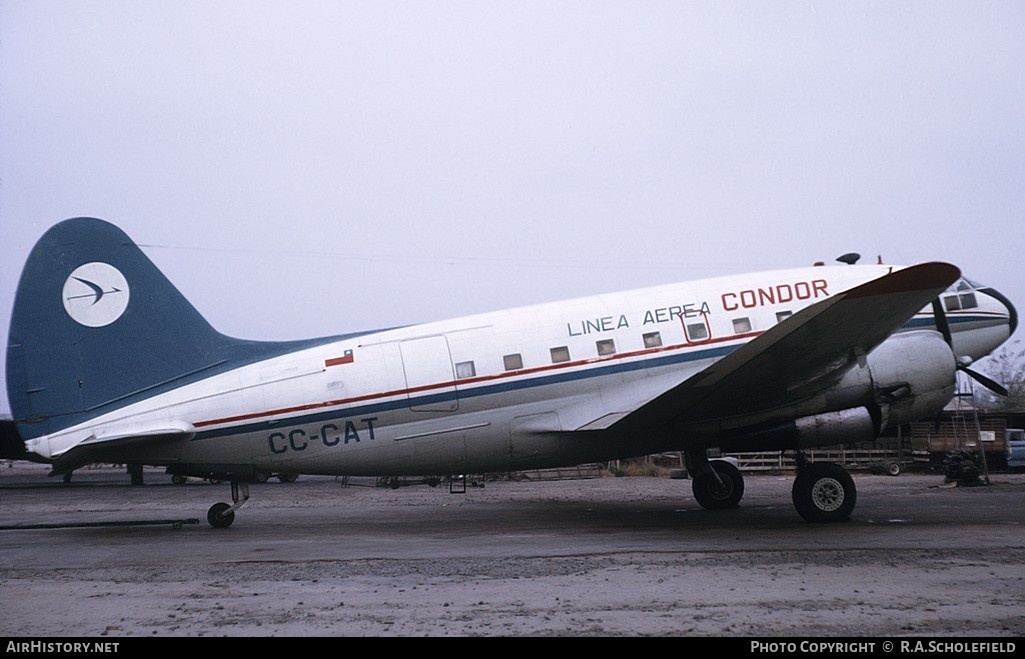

[399,336,458,412]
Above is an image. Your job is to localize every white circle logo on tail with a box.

[62,262,130,327]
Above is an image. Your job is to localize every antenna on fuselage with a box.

[836,253,861,265]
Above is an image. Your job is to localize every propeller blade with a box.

[932,298,953,346]
[960,366,1009,397]
[931,297,1006,395]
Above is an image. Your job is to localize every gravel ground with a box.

[1,463,1023,637]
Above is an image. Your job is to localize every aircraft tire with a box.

[207,502,235,529]
[792,463,856,523]
[692,460,744,510]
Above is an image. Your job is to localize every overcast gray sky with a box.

[2,1,1024,415]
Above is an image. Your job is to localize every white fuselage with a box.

[28,264,1011,475]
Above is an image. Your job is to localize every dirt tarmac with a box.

[1,462,1023,637]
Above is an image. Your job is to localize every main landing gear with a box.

[207,481,250,529]
[790,453,856,523]
[686,450,857,522]
[687,454,744,510]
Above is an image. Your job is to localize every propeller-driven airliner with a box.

[3,218,1017,527]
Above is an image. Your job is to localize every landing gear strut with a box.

[791,453,856,523]
[207,481,250,528]
[687,451,745,510]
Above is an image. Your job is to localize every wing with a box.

[607,262,960,432]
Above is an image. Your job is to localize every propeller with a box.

[958,363,1009,397]
[931,298,1009,396]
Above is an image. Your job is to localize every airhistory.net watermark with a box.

[5,642,119,654]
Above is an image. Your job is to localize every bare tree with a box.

[976,340,1025,411]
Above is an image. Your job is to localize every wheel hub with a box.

[811,477,845,512]
[711,478,734,499]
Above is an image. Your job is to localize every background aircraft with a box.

[4,218,1016,527]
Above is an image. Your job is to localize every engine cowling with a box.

[717,330,957,453]
[863,330,957,430]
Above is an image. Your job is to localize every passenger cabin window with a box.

[550,346,571,363]
[776,311,793,323]
[686,322,709,341]
[596,339,616,356]
[503,353,523,371]
[732,317,752,334]
[455,361,476,379]
[643,332,663,348]
[944,280,978,311]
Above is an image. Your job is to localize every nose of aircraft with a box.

[981,286,1019,337]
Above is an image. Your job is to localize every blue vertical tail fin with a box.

[7,218,249,439]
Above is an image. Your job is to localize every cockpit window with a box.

[944,278,979,311]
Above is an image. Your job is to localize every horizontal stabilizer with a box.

[29,420,195,465]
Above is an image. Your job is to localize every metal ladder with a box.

[950,372,991,485]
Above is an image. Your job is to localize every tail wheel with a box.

[792,463,856,523]
[692,460,744,510]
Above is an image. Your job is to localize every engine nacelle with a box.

[719,407,878,452]
[864,330,957,430]
[717,330,956,453]
[802,330,956,433]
